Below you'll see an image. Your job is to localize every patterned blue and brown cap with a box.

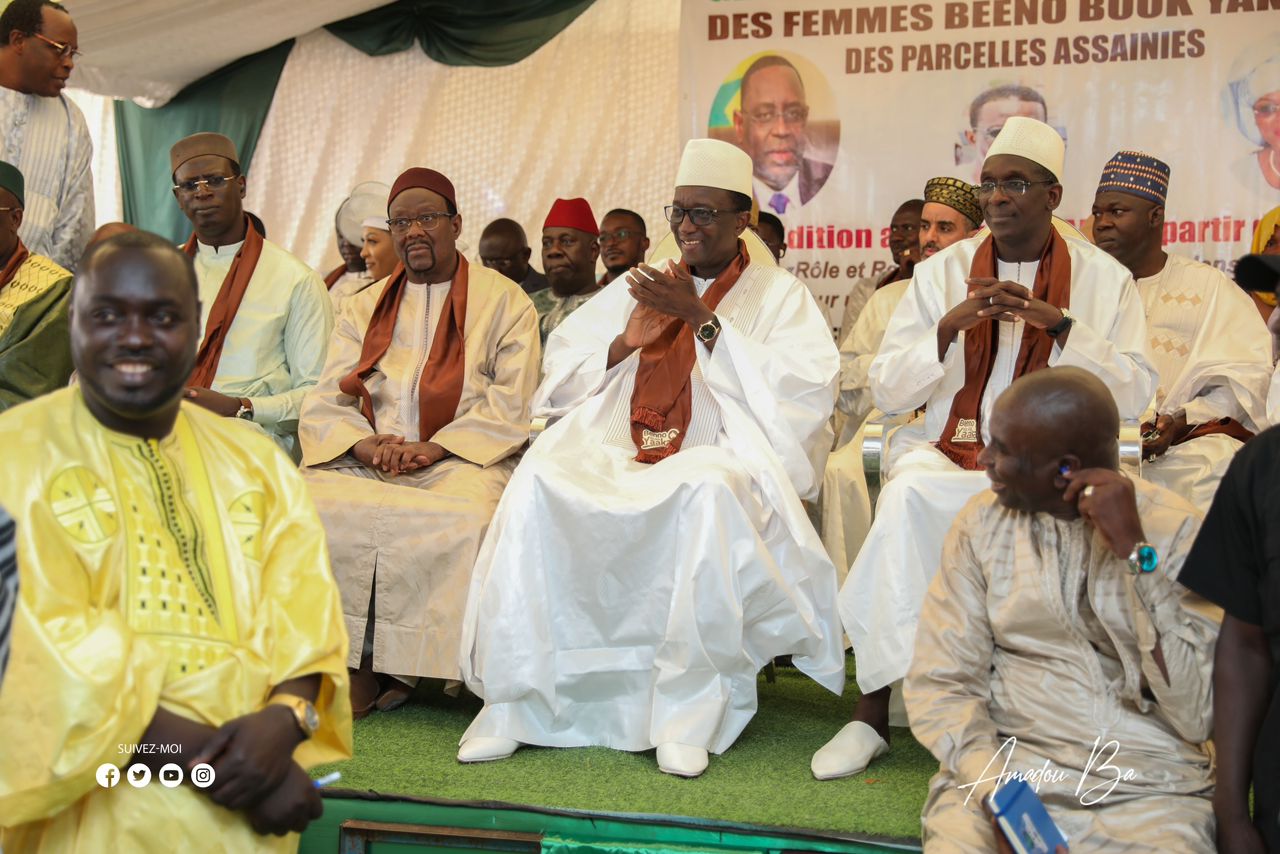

[1097,150,1169,205]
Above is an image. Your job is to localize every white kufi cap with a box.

[984,116,1065,181]
[675,138,753,197]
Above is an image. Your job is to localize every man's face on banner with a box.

[734,64,810,191]
[967,97,1048,163]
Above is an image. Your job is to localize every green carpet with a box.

[314,658,933,842]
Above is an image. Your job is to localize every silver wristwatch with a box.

[234,399,254,421]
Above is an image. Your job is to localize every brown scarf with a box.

[323,263,347,289]
[936,229,1071,469]
[630,242,748,464]
[339,255,469,442]
[0,239,29,293]
[1148,417,1255,447]
[184,215,265,388]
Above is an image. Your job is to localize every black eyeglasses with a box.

[975,179,1055,197]
[599,229,640,244]
[386,213,452,234]
[30,31,81,61]
[172,175,238,195]
[664,206,742,226]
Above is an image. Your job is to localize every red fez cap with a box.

[543,197,598,236]
[389,167,457,211]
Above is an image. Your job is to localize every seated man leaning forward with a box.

[298,168,540,718]
[816,117,1158,780]
[906,367,1220,852]
[0,231,352,852]
[459,138,846,778]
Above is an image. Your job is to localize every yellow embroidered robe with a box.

[0,388,352,852]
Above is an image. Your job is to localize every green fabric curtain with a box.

[326,0,595,66]
[113,40,295,244]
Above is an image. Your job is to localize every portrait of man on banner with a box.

[955,83,1065,184]
[707,52,839,217]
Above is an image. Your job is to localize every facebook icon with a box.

[95,764,119,788]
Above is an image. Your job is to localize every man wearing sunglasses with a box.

[816,117,1158,781]
[169,132,333,463]
[0,0,92,271]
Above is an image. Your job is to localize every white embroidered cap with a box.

[674,138,753,197]
[984,116,1065,181]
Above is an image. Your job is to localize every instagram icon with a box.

[190,763,216,789]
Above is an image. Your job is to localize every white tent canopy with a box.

[66,0,386,105]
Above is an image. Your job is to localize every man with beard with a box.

[459,139,843,779]
[298,168,540,718]
[733,54,832,215]
[0,230,352,852]
[839,199,922,338]
[531,198,602,343]
[1091,150,1270,511]
[907,367,1218,851]
[0,0,92,269]
[814,118,1156,780]
[479,217,548,295]
[598,208,650,285]
[169,132,332,462]
[822,178,981,579]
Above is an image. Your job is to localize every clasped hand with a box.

[947,277,1062,332]
[352,433,447,475]
[188,706,320,835]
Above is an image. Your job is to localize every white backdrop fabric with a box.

[247,0,682,275]
[65,0,682,276]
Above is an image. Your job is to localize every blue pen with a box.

[313,772,341,789]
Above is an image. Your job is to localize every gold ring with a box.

[1082,485,1095,498]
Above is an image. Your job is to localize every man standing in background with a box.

[479,218,548,295]
[0,0,92,270]
[598,208,649,285]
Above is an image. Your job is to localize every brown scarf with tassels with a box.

[339,255,468,441]
[630,242,748,464]
[183,215,265,388]
[936,229,1071,469]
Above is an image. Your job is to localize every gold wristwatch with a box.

[268,693,319,739]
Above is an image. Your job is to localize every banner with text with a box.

[679,0,1280,333]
